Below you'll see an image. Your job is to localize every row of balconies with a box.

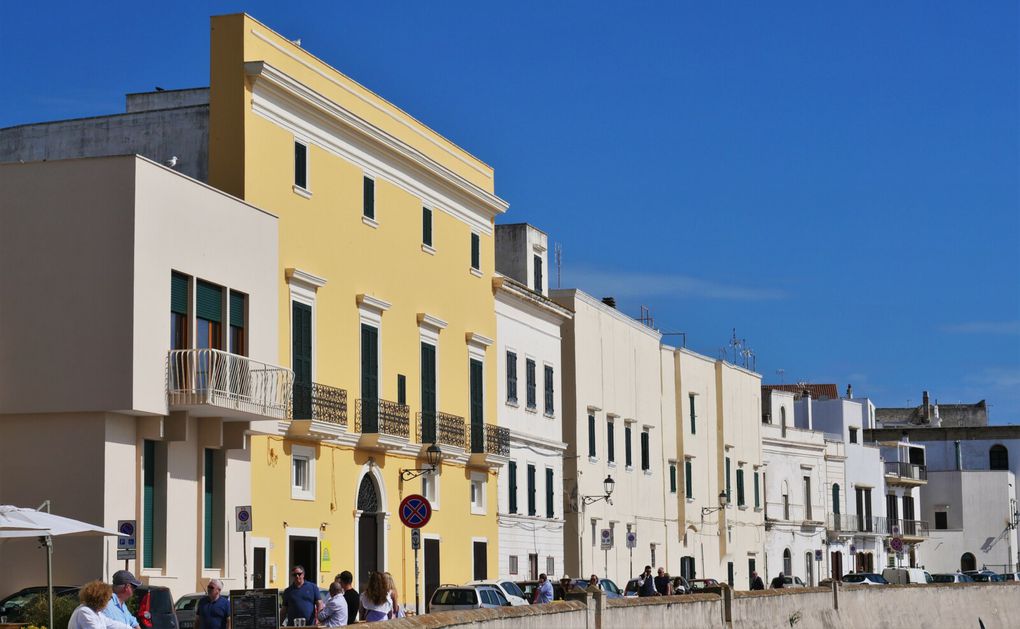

[166,348,509,462]
[825,513,929,539]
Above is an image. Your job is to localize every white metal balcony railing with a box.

[168,349,294,420]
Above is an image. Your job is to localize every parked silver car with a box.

[429,585,510,613]
[173,594,204,629]
[931,573,975,583]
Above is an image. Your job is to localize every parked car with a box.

[173,594,203,629]
[133,586,179,629]
[780,576,807,588]
[931,573,975,583]
[464,580,528,606]
[598,579,625,598]
[998,572,1020,581]
[0,586,80,623]
[429,585,509,612]
[965,571,1005,583]
[688,578,721,592]
[513,580,540,602]
[882,568,931,585]
[842,573,889,586]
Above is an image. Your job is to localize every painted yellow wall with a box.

[208,13,503,597]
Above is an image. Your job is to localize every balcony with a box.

[877,517,930,541]
[467,422,510,467]
[884,461,927,486]
[355,398,410,450]
[288,382,348,440]
[416,411,467,451]
[168,349,292,421]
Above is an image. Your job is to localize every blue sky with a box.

[3,2,1017,419]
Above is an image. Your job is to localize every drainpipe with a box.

[659,342,670,573]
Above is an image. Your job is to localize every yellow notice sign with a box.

[320,540,332,574]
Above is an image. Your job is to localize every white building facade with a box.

[0,156,283,598]
[494,224,571,580]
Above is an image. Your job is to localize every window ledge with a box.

[362,215,379,229]
[588,456,599,464]
[293,185,312,199]
[291,491,315,502]
[738,505,748,511]
[686,498,695,504]
[525,406,538,414]
[470,267,483,277]
[471,507,487,516]
[422,244,436,255]
[506,399,519,408]
[544,412,556,419]
[625,465,634,472]
[754,507,763,512]
[643,469,652,476]
[607,461,617,468]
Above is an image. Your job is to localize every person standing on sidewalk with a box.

[196,580,230,629]
[637,566,659,597]
[316,582,347,627]
[532,574,553,604]
[102,571,141,628]
[282,565,322,626]
[335,571,359,625]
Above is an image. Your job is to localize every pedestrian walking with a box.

[533,573,553,604]
[770,572,786,589]
[335,571,359,625]
[70,581,133,629]
[282,565,322,626]
[316,582,348,627]
[196,579,230,629]
[359,572,393,622]
[654,568,673,595]
[750,572,765,591]
[102,570,141,628]
[637,566,659,597]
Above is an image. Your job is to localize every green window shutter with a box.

[229,291,245,328]
[196,281,222,322]
[471,233,480,270]
[689,394,696,434]
[755,472,761,509]
[526,359,536,409]
[588,414,596,458]
[171,272,189,315]
[670,464,677,493]
[506,352,517,403]
[533,255,543,293]
[545,468,554,518]
[726,457,732,502]
[397,374,406,406]
[527,464,537,516]
[292,303,313,419]
[607,422,615,463]
[641,431,650,471]
[143,440,155,568]
[204,449,214,568]
[625,425,632,467]
[363,176,375,219]
[544,365,554,414]
[470,359,484,452]
[685,460,693,499]
[737,469,745,506]
[294,142,307,189]
[508,461,518,514]
[422,207,433,246]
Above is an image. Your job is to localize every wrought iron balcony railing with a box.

[168,349,293,420]
[877,517,930,538]
[355,398,410,439]
[884,461,927,482]
[292,382,348,425]
[416,411,467,449]
[467,422,510,457]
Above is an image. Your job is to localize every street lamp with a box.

[400,443,442,481]
[582,475,616,506]
[702,491,730,516]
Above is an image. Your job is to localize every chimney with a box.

[846,384,854,399]
[922,390,931,423]
[602,297,617,309]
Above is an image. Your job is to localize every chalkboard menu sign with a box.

[230,589,280,629]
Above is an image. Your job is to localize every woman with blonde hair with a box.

[382,572,404,618]
[68,581,134,629]
[357,572,392,622]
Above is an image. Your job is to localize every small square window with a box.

[935,511,948,530]
[291,445,315,501]
[849,427,859,444]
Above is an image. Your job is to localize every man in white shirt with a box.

[316,582,348,627]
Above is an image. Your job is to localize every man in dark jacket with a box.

[637,566,659,597]
[750,572,765,590]
[770,572,786,589]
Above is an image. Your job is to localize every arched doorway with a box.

[358,474,383,588]
[961,552,976,572]
[783,548,792,575]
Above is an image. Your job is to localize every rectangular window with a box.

[533,254,543,293]
[640,429,650,471]
[471,473,487,515]
[546,556,555,576]
[506,351,517,404]
[196,280,223,350]
[229,290,246,356]
[361,324,380,431]
[804,476,812,520]
[292,302,313,419]
[544,365,554,415]
[588,414,596,458]
[471,233,480,270]
[669,463,677,494]
[736,468,745,507]
[170,272,189,350]
[625,424,633,468]
[545,468,554,518]
[143,440,156,568]
[292,456,311,497]
[203,448,215,569]
[509,555,519,575]
[421,343,437,441]
[754,472,760,509]
[849,427,859,444]
[607,420,615,464]
[689,394,697,435]
[527,464,537,516]
[526,359,537,409]
[685,459,693,499]
[469,359,484,453]
[935,511,948,530]
[363,176,375,219]
[294,141,307,190]
[725,457,732,502]
[397,374,406,406]
[508,461,518,514]
[422,206,433,247]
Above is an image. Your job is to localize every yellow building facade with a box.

[206,14,509,606]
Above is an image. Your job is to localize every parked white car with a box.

[429,585,510,612]
[842,573,890,585]
[881,568,932,584]
[931,573,975,583]
[465,579,529,606]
